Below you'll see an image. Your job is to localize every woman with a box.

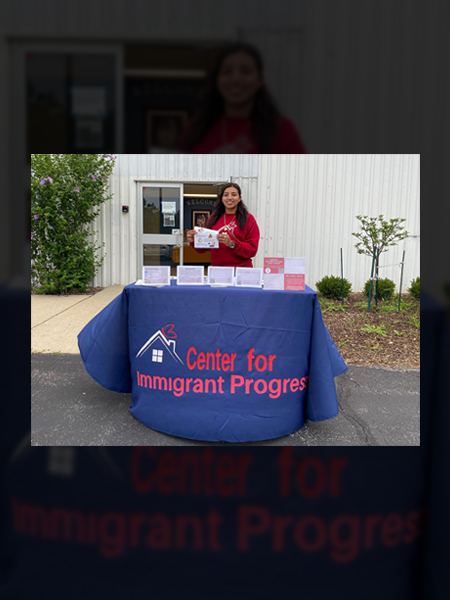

[179,43,306,154]
[186,183,259,267]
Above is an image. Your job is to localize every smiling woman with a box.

[179,43,306,153]
[185,182,260,268]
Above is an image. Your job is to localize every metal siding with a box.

[2,0,303,37]
[93,154,419,290]
[257,154,419,292]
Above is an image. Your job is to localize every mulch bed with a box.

[321,293,420,369]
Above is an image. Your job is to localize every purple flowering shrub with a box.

[31,154,116,293]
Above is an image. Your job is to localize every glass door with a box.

[139,183,184,277]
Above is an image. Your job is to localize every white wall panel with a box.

[1,0,303,38]
[256,154,420,293]
[93,154,420,291]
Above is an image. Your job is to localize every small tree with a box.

[352,215,409,299]
[31,154,116,293]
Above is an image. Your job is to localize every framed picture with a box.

[192,209,211,229]
[146,109,188,153]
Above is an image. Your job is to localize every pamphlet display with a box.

[137,266,170,286]
[235,267,263,288]
[264,257,305,291]
[207,266,234,286]
[177,265,204,285]
[194,227,219,249]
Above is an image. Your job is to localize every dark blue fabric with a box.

[78,283,347,441]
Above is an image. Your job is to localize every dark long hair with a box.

[181,43,281,153]
[207,183,249,230]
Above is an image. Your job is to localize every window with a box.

[152,349,163,363]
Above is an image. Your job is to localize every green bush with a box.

[316,275,352,300]
[31,154,116,294]
[364,277,395,301]
[408,276,420,299]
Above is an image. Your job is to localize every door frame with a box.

[137,181,185,277]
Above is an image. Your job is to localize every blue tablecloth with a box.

[78,283,347,442]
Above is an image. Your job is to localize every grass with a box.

[360,323,388,337]
[319,299,346,313]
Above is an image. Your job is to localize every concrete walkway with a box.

[31,286,125,354]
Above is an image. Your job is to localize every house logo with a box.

[136,323,184,364]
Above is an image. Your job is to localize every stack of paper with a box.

[264,258,305,291]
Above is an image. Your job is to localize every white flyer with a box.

[194,227,219,249]
[284,257,305,274]
[177,265,205,285]
[139,266,170,286]
[235,267,263,288]
[207,266,234,286]
[263,273,285,290]
[161,201,176,214]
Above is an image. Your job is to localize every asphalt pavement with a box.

[31,355,419,446]
[31,286,420,446]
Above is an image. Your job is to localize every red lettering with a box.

[245,378,254,393]
[247,348,255,371]
[255,355,267,371]
[381,513,403,547]
[215,349,222,370]
[273,515,294,551]
[330,457,348,496]
[175,515,203,549]
[217,376,225,393]
[278,448,295,497]
[254,379,268,394]
[238,505,270,550]
[131,447,156,493]
[231,375,244,393]
[206,352,215,370]
[204,379,217,393]
[363,514,382,549]
[268,355,276,371]
[294,516,326,552]
[197,352,205,370]
[404,509,423,543]
[329,515,361,563]
[216,454,237,497]
[206,509,223,550]
[186,347,197,370]
[296,457,326,498]
[290,378,299,392]
[268,379,282,399]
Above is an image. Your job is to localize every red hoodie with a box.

[191,213,260,268]
[183,115,306,154]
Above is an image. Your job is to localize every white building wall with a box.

[255,154,420,291]
[93,154,420,292]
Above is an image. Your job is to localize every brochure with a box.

[177,265,205,285]
[235,267,263,288]
[194,227,219,249]
[138,266,171,286]
[207,266,235,286]
[264,257,305,291]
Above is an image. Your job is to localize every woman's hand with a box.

[218,232,233,247]
[186,229,195,244]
